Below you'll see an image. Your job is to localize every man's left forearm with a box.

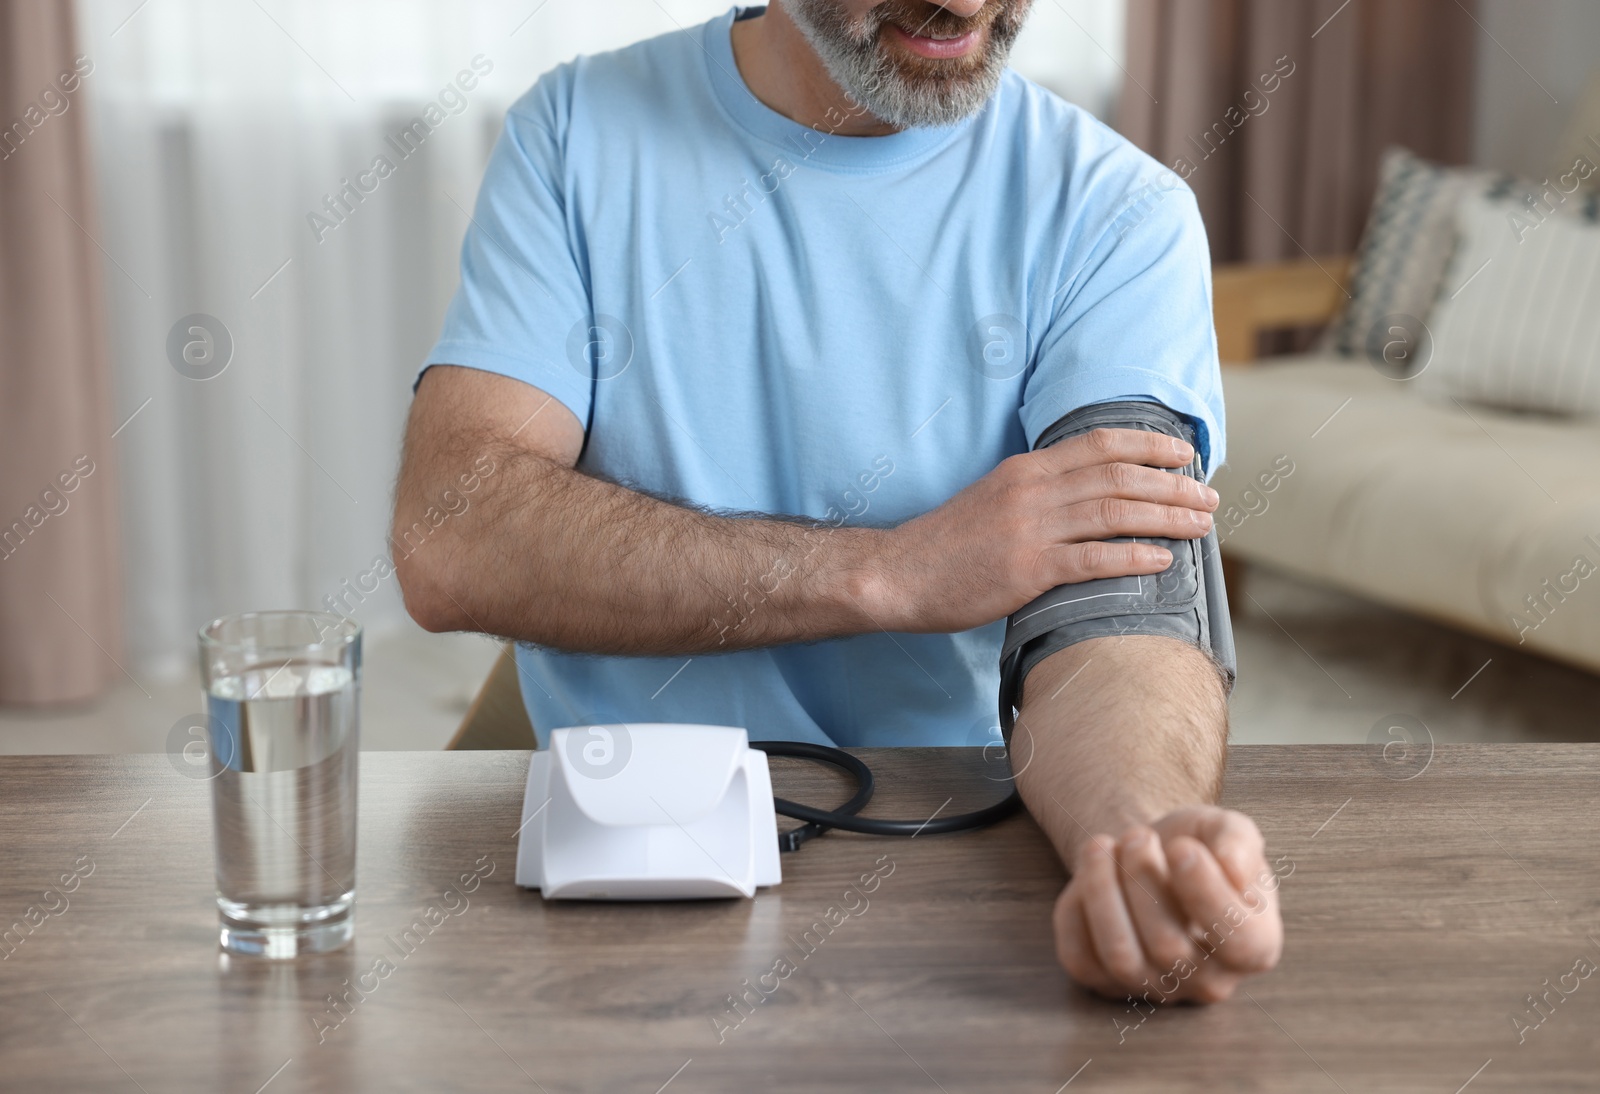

[1011,634,1229,870]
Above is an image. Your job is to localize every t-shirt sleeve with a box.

[419,77,594,430]
[1020,185,1226,480]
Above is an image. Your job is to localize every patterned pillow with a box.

[1322,147,1494,359]
[1417,188,1600,414]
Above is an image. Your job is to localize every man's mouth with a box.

[882,21,985,60]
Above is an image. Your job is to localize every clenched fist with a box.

[1054,805,1287,1005]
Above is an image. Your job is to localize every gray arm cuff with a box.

[997,400,1236,744]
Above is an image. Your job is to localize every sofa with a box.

[1210,256,1600,676]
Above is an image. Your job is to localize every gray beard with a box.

[781,0,1032,129]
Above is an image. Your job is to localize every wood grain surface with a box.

[1,745,1597,1093]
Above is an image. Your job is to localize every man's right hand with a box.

[869,427,1218,634]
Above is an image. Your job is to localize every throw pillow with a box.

[1419,188,1600,414]
[1321,147,1493,359]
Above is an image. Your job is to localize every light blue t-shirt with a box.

[422,4,1224,748]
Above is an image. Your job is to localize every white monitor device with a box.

[515,724,782,900]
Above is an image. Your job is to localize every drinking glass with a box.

[198,611,361,957]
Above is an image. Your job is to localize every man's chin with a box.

[861,68,1000,128]
[784,0,1016,129]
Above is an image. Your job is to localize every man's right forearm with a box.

[395,441,890,655]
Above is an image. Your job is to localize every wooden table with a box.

[0,746,1596,1092]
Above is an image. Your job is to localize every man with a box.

[393,0,1283,1005]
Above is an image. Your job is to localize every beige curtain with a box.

[0,0,122,705]
[1118,0,1477,264]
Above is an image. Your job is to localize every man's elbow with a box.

[392,528,468,634]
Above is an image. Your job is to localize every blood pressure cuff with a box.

[997,400,1236,745]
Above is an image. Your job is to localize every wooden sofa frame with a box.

[1209,254,1354,612]
[1211,255,1354,364]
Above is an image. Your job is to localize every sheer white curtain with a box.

[77,0,1123,680]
